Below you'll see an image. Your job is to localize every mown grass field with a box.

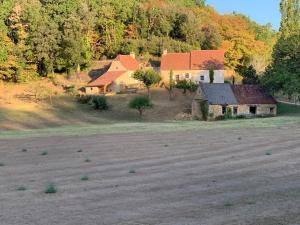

[0,120,300,225]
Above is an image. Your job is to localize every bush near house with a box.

[90,96,109,111]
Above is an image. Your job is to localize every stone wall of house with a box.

[108,61,126,72]
[85,87,100,95]
[207,104,277,118]
[161,70,224,84]
[110,71,142,93]
[237,104,277,116]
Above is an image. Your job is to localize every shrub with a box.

[77,95,93,104]
[176,80,189,94]
[224,107,232,119]
[189,81,198,92]
[129,169,136,174]
[81,175,89,181]
[17,186,27,191]
[129,96,152,117]
[176,80,198,94]
[44,183,57,194]
[85,158,91,163]
[235,114,247,119]
[199,101,209,121]
[41,151,48,156]
[90,96,109,111]
[215,115,225,121]
[65,85,78,95]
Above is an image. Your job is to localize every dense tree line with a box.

[262,0,300,99]
[0,0,276,82]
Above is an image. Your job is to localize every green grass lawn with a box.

[278,102,300,115]
[1,115,299,140]
[0,103,299,140]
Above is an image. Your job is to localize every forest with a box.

[0,0,299,97]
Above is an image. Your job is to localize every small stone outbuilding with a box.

[192,83,277,120]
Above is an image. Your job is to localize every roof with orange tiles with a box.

[86,71,126,87]
[161,50,225,70]
[116,55,140,70]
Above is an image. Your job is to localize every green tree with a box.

[176,79,189,94]
[262,1,300,97]
[129,96,152,117]
[165,70,175,100]
[209,69,214,83]
[0,32,20,81]
[241,65,259,84]
[279,0,300,37]
[27,15,60,76]
[133,69,161,98]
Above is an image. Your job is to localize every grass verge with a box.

[0,115,299,140]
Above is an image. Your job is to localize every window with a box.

[233,107,238,115]
[175,75,180,81]
[200,75,205,81]
[249,106,257,114]
[222,106,226,115]
[270,107,275,114]
[185,73,190,79]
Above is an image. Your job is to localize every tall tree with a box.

[279,0,300,37]
[262,0,300,97]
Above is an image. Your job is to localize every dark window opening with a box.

[176,75,180,81]
[270,107,275,114]
[200,75,205,81]
[222,106,226,115]
[185,73,190,79]
[233,107,238,115]
[249,106,257,114]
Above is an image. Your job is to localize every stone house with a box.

[86,54,141,94]
[192,83,277,119]
[160,50,225,84]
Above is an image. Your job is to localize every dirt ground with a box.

[1,125,300,225]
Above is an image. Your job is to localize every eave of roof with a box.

[86,71,126,87]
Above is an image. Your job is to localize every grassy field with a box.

[1,115,300,139]
[0,122,299,225]
[1,82,300,225]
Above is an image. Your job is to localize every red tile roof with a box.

[86,71,126,87]
[116,55,139,70]
[231,85,277,104]
[160,53,191,70]
[161,50,225,70]
[191,50,225,70]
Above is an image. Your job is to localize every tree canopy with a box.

[0,0,277,82]
[262,0,300,98]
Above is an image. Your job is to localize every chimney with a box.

[162,49,168,55]
[130,52,135,59]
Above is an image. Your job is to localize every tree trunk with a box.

[138,108,143,117]
[147,87,151,99]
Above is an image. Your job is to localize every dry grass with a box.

[0,79,194,131]
[0,126,300,225]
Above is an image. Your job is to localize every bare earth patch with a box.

[0,125,300,225]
